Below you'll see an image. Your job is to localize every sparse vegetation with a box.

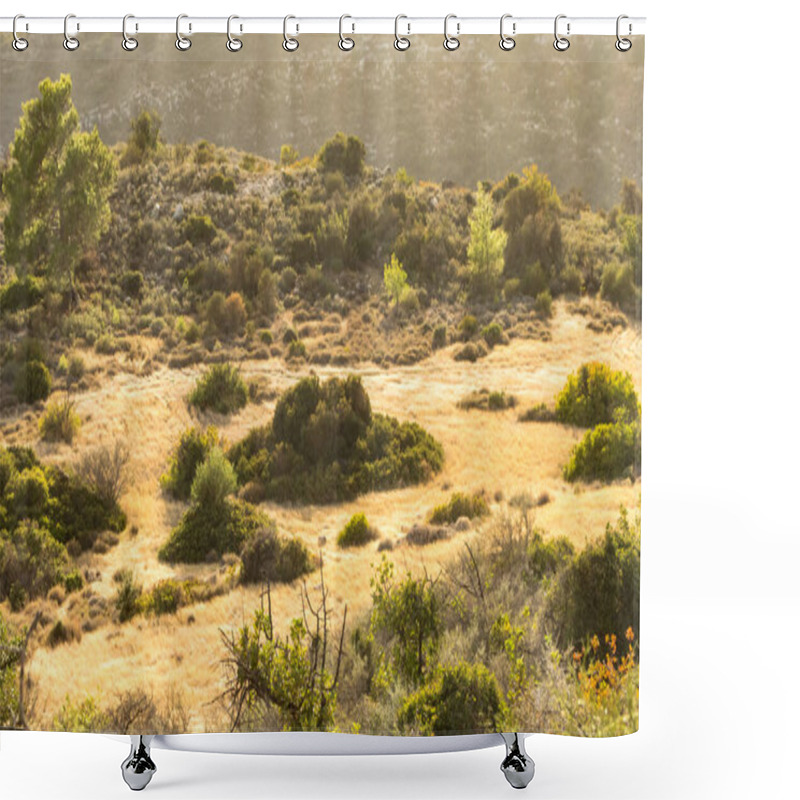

[0,86,641,737]
[429,491,489,525]
[39,396,81,443]
[458,388,516,412]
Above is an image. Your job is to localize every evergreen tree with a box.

[467,189,506,301]
[2,74,116,296]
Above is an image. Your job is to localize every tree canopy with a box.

[2,74,116,292]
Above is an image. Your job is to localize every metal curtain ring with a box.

[227,15,243,51]
[394,15,410,51]
[615,14,632,51]
[176,14,192,51]
[63,13,79,51]
[443,14,460,51]
[283,15,299,51]
[499,14,515,51]
[553,14,570,51]
[121,14,138,51]
[12,15,29,51]
[339,14,355,51]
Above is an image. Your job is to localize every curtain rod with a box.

[0,16,646,37]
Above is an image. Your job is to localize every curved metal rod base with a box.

[500,733,535,789]
[121,735,157,791]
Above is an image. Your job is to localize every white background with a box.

[2,1,799,798]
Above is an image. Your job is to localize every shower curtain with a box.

[0,32,643,738]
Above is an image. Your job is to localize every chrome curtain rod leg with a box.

[121,735,157,791]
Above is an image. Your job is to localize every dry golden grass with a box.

[9,300,641,731]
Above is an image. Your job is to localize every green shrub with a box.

[369,559,440,685]
[453,341,487,363]
[534,289,553,318]
[229,375,444,505]
[337,513,378,548]
[317,132,365,177]
[57,353,86,385]
[0,275,44,312]
[458,315,479,340]
[121,109,162,165]
[561,264,583,295]
[432,324,447,350]
[189,364,247,415]
[120,270,144,299]
[466,190,506,302]
[397,662,506,734]
[547,509,640,649]
[518,403,556,422]
[161,427,219,500]
[141,579,185,616]
[114,569,142,623]
[14,360,51,404]
[0,520,68,607]
[46,619,81,649]
[62,569,84,593]
[6,466,50,519]
[563,420,641,482]
[39,397,81,444]
[52,695,109,733]
[527,532,575,583]
[398,286,421,315]
[601,260,640,313]
[47,467,126,551]
[190,447,237,509]
[458,388,516,412]
[287,339,307,360]
[503,278,522,300]
[278,266,297,294]
[240,522,313,584]
[383,253,408,306]
[94,333,117,355]
[502,165,563,279]
[159,498,264,564]
[280,144,300,166]
[183,214,217,246]
[429,491,489,525]
[205,292,247,337]
[555,363,640,428]
[207,172,236,195]
[481,322,505,348]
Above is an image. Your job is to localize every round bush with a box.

[337,513,378,548]
[563,420,641,483]
[190,447,237,509]
[458,315,479,340]
[14,360,51,404]
[159,498,265,564]
[161,426,219,500]
[189,364,248,415]
[7,466,50,518]
[397,662,506,734]
[555,362,640,428]
[240,524,313,584]
[481,322,504,348]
